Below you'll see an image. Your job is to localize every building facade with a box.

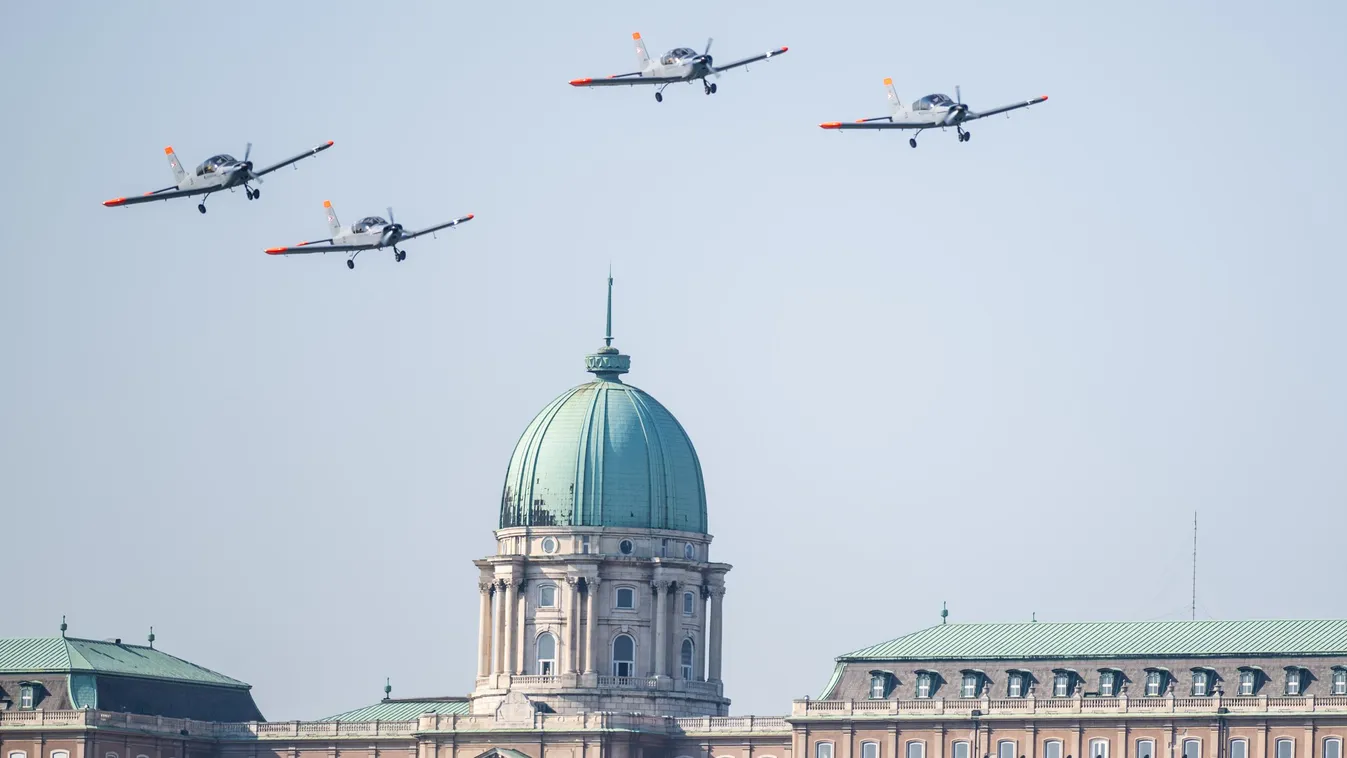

[3,294,1344,758]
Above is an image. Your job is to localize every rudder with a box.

[633,32,650,69]
[165,147,186,184]
[323,200,341,236]
[884,78,906,115]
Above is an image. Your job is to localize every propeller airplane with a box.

[263,201,474,270]
[102,140,334,213]
[569,33,788,102]
[819,79,1047,147]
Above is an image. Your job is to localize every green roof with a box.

[320,698,470,721]
[0,637,249,688]
[841,620,1347,662]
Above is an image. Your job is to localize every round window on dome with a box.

[684,542,695,559]
[541,537,557,554]
[619,539,634,555]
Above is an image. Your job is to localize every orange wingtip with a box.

[142,191,154,196]
[164,146,174,154]
[819,122,842,129]
[632,32,641,39]
[570,77,594,85]
[884,77,893,85]
[465,214,475,220]
[325,140,334,146]
[1041,95,1049,100]
[103,197,127,206]
[323,200,332,208]
[265,247,288,254]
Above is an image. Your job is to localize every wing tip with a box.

[103,197,127,206]
[324,140,335,146]
[323,200,332,208]
[819,122,842,129]
[1040,95,1049,101]
[884,77,893,85]
[264,247,288,254]
[570,77,594,86]
[632,32,641,40]
[163,146,174,154]
[779,46,789,52]
[465,213,475,221]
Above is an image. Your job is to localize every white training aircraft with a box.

[569,33,788,102]
[819,79,1047,147]
[263,201,474,270]
[103,141,333,213]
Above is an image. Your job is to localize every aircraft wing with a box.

[102,186,209,207]
[710,46,788,73]
[570,74,686,86]
[264,240,372,255]
[254,140,335,177]
[817,118,916,131]
[967,95,1048,120]
[400,214,475,241]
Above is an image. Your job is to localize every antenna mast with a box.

[605,266,614,347]
[1191,511,1197,621]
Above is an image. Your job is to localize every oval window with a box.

[619,539,634,555]
[541,536,557,554]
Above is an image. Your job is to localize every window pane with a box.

[541,586,556,607]
[613,634,634,661]
[863,744,880,758]
[999,741,1015,758]
[907,743,925,758]
[1091,741,1108,758]
[1045,743,1062,758]
[1334,670,1347,694]
[684,592,695,615]
[954,744,970,758]
[1276,741,1293,758]
[1230,741,1247,758]
[1183,740,1201,758]
[817,745,834,758]
[1009,675,1022,697]
[1324,740,1341,758]
[1137,741,1154,758]
[538,633,556,659]
[963,675,978,698]
[617,588,634,609]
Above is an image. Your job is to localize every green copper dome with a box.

[499,277,707,533]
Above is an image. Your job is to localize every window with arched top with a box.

[1090,739,1109,758]
[9,751,28,758]
[906,742,926,758]
[1230,740,1248,758]
[680,638,695,679]
[861,743,880,758]
[1276,740,1294,758]
[612,633,635,678]
[1323,738,1342,758]
[52,751,70,758]
[998,740,1016,758]
[536,632,557,675]
[1183,739,1202,758]
[816,743,835,758]
[953,742,971,758]
[1044,740,1063,758]
[1137,740,1155,758]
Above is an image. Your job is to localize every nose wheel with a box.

[909,138,918,149]
[655,91,663,103]
[958,128,971,143]
[245,186,261,200]
[703,81,717,95]
[395,249,406,263]
[346,259,355,270]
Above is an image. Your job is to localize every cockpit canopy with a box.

[660,47,699,65]
[912,94,955,111]
[351,216,388,234]
[195,154,237,175]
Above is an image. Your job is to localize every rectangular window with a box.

[19,686,34,709]
[1323,739,1342,758]
[1137,740,1155,758]
[916,672,932,698]
[999,741,1015,758]
[1276,740,1293,758]
[1239,671,1255,695]
[817,745,834,758]
[616,587,635,609]
[1192,671,1209,696]
[871,675,887,699]
[683,592,695,616]
[539,585,557,608]
[1286,670,1302,695]
[1183,740,1201,758]
[581,535,591,554]
[1100,670,1115,697]
[907,743,925,758]
[1009,673,1023,698]
[963,673,980,698]
[1045,743,1062,758]
[1230,741,1248,758]
[863,744,880,758]
[1333,670,1347,695]
[1146,671,1163,696]
[1054,672,1070,697]
[1091,741,1108,758]
[954,744,971,758]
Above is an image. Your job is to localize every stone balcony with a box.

[476,672,724,697]
[791,694,1347,719]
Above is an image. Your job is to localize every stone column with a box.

[698,586,710,680]
[653,580,670,677]
[565,577,580,675]
[502,578,517,676]
[477,580,493,678]
[708,585,726,682]
[584,577,600,675]
[493,580,505,675]
[515,579,528,675]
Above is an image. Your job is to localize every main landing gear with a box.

[394,249,406,263]
[198,203,207,214]
[245,186,261,200]
[957,127,972,143]
[703,80,717,95]
[909,138,918,149]
[655,83,671,103]
[347,259,355,270]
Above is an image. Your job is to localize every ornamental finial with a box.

[586,269,630,381]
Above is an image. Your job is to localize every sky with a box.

[2,0,1345,722]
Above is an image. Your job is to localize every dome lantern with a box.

[584,270,630,381]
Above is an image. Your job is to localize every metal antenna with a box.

[60,615,67,637]
[941,601,948,625]
[1191,511,1198,621]
[604,266,614,347]
[148,626,155,649]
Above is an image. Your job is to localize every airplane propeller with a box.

[696,37,719,76]
[380,206,406,247]
[238,142,263,184]
[944,86,970,125]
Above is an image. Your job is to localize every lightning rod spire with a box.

[605,265,614,347]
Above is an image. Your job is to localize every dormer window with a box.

[1051,669,1077,698]
[19,684,34,709]
[1238,667,1262,696]
[1008,671,1026,698]
[1332,668,1346,695]
[916,671,934,698]
[1100,669,1118,697]
[1191,669,1211,697]
[1144,668,1169,697]
[1285,667,1304,695]
[960,670,984,698]
[869,671,894,699]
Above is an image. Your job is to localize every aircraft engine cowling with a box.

[380,225,404,248]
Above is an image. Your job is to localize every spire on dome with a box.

[586,269,630,381]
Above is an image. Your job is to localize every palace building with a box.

[3,283,1344,758]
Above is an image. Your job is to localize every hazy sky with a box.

[2,0,1344,722]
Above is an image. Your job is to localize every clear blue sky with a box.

[2,0,1343,721]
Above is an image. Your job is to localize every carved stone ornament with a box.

[494,689,535,724]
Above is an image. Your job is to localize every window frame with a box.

[861,743,880,758]
[1044,742,1063,758]
[1192,669,1210,697]
[1322,738,1342,758]
[684,542,696,560]
[680,638,695,680]
[611,633,636,678]
[1275,739,1294,758]
[1230,739,1249,758]
[1090,738,1109,758]
[18,684,34,709]
[1145,670,1165,697]
[619,539,634,555]
[539,583,558,608]
[1332,668,1347,695]
[962,672,981,698]
[816,743,835,758]
[1100,669,1117,697]
[1286,669,1303,695]
[870,674,887,699]
[536,631,557,676]
[1239,670,1256,696]
[1137,740,1155,758]
[906,741,926,758]
[1182,738,1202,758]
[1053,671,1071,697]
[916,671,933,698]
[1008,671,1024,698]
[683,591,696,616]
[615,585,636,610]
[998,740,1016,758]
[953,743,971,758]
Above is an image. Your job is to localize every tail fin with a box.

[633,32,650,69]
[165,146,187,185]
[884,78,907,115]
[323,200,341,236]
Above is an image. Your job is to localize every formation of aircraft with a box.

[98,34,1049,270]
[569,33,788,102]
[103,141,334,213]
[819,79,1048,147]
[263,201,474,270]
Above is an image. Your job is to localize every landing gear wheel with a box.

[710,82,717,94]
[252,188,261,199]
[655,91,663,103]
[346,259,355,270]
[963,131,971,142]
[198,203,207,214]
[395,251,405,263]
[909,138,918,149]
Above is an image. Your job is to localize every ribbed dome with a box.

[499,355,707,533]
